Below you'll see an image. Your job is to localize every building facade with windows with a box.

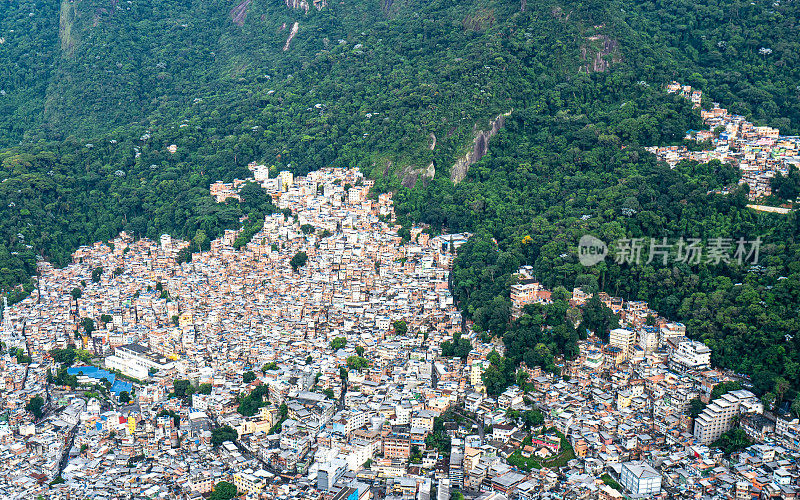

[694,390,760,444]
[620,460,661,497]
[104,343,174,380]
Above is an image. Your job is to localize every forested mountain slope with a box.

[392,1,800,397]
[3,0,578,175]
[1,0,800,397]
[0,0,586,291]
[3,0,798,167]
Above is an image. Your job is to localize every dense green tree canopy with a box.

[26,395,45,419]
[290,251,308,272]
[442,331,472,359]
[211,426,238,447]
[209,481,237,500]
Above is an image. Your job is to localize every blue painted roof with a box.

[67,366,116,384]
[111,380,133,395]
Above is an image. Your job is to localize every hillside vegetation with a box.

[393,0,800,397]
[4,0,797,169]
[2,0,579,175]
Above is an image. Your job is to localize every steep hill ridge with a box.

[0,0,799,302]
[1,0,580,177]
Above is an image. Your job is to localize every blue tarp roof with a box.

[111,380,132,395]
[67,366,116,384]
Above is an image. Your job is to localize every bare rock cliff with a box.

[230,0,252,26]
[580,35,621,73]
[450,111,511,183]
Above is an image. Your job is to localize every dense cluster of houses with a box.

[0,168,798,499]
[647,81,800,202]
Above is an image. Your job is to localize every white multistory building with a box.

[694,389,761,444]
[609,328,636,360]
[670,339,711,372]
[659,322,686,346]
[344,438,377,471]
[620,460,662,497]
[249,163,270,183]
[105,343,174,380]
[160,234,172,251]
[637,327,659,354]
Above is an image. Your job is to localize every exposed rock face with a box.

[400,168,418,189]
[400,162,435,189]
[285,0,326,13]
[283,21,299,51]
[580,35,621,73]
[450,111,511,183]
[424,162,435,180]
[230,0,252,26]
[286,0,307,12]
[59,0,80,56]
